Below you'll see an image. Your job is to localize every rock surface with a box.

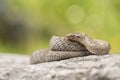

[0,53,120,80]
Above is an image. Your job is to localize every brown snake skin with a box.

[66,33,111,55]
[30,33,111,64]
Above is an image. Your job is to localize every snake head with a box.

[66,32,86,42]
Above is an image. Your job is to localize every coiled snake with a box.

[30,32,111,64]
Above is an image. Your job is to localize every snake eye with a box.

[76,36,81,38]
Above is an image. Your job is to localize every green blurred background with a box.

[0,0,120,54]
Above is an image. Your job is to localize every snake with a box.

[66,33,111,55]
[30,32,111,64]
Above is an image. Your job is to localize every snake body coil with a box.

[66,33,111,55]
[50,36,87,51]
[30,32,111,64]
[30,49,90,64]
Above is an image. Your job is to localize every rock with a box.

[0,53,120,80]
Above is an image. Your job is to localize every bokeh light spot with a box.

[66,5,85,24]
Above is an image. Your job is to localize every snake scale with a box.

[30,32,111,64]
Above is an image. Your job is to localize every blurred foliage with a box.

[0,0,120,54]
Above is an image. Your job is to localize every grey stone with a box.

[0,53,120,80]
